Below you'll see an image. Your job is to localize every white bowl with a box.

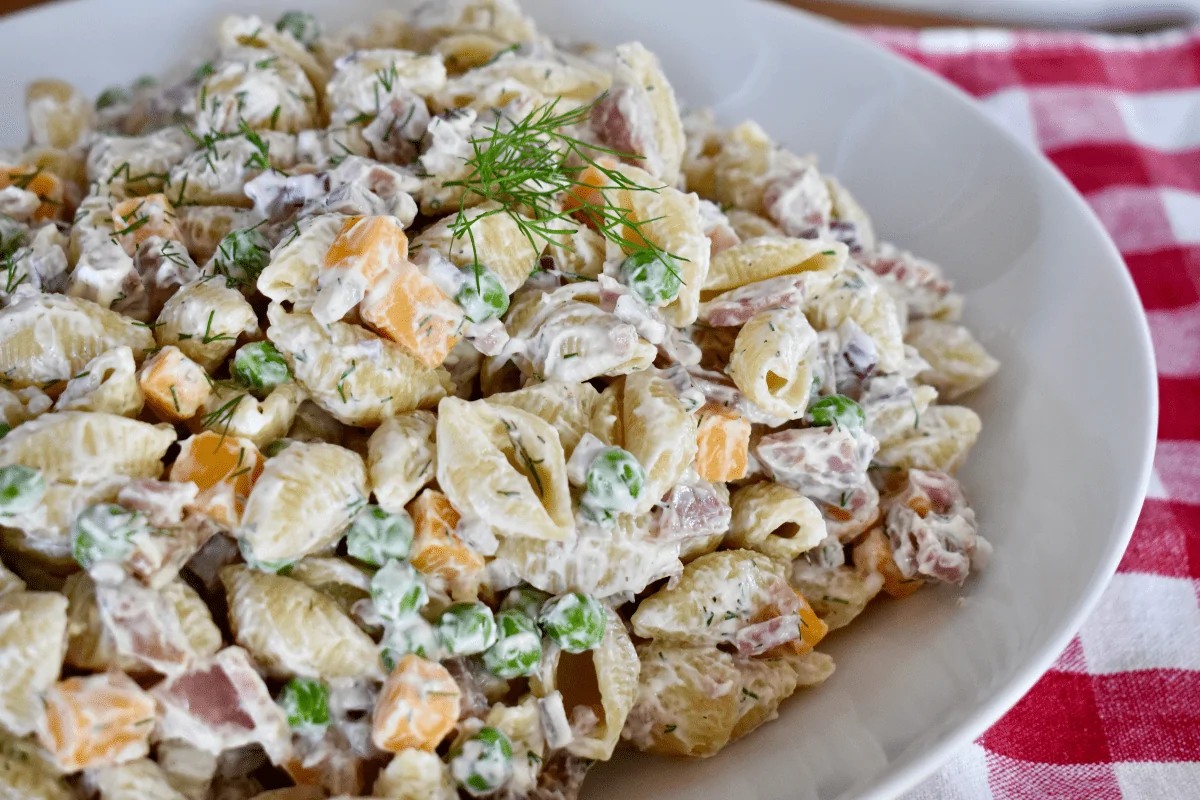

[0,1,1157,798]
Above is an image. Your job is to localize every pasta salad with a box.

[0,1,1000,798]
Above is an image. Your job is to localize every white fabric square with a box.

[917,29,1015,54]
[1079,572,1200,674]
[1147,303,1200,378]
[1145,468,1169,501]
[1086,186,1178,254]
[1154,441,1200,507]
[1161,188,1200,245]
[1028,87,1126,150]
[1115,761,1200,799]
[903,742,994,800]
[982,88,1039,150]
[1116,90,1200,152]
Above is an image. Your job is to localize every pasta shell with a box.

[726,481,827,560]
[266,304,450,427]
[257,215,347,312]
[622,368,697,514]
[367,411,438,513]
[238,440,367,564]
[622,643,740,758]
[222,565,382,682]
[0,411,175,483]
[0,293,154,389]
[533,613,638,761]
[155,279,259,372]
[412,202,540,293]
[875,405,982,475]
[436,396,572,541]
[0,729,74,800]
[484,380,600,457]
[704,236,844,297]
[727,307,819,421]
[906,319,1000,400]
[0,591,68,735]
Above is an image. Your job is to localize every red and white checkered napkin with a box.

[854,26,1200,800]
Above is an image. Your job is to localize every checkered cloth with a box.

[854,26,1200,799]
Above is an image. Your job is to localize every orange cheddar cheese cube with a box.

[695,403,750,482]
[753,589,828,659]
[314,215,409,324]
[112,193,181,254]
[853,526,924,599]
[564,158,618,230]
[407,489,485,592]
[170,431,264,526]
[38,672,157,772]
[324,215,409,280]
[360,262,463,368]
[138,345,212,423]
[372,654,460,752]
[0,163,65,222]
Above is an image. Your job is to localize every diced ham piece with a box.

[698,274,810,327]
[756,425,878,506]
[761,164,832,239]
[883,469,988,586]
[95,579,195,675]
[153,647,293,766]
[655,479,731,542]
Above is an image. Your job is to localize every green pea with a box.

[381,618,440,670]
[0,424,10,440]
[231,341,292,396]
[276,11,322,47]
[263,439,293,457]
[482,609,542,679]
[620,249,681,306]
[96,86,129,110]
[808,394,866,430]
[0,465,44,517]
[132,75,158,90]
[345,505,413,567]
[277,677,330,731]
[582,446,645,521]
[450,726,514,796]
[237,538,293,575]
[213,227,271,288]
[455,263,509,323]
[435,602,497,656]
[539,593,606,653]
[499,586,551,619]
[71,504,141,569]
[370,560,428,623]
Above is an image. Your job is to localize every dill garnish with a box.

[441,93,685,284]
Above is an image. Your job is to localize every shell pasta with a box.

[0,1,997,797]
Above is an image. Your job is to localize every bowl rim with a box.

[0,0,1160,796]
[740,3,1159,797]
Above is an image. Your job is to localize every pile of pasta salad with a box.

[0,1,1000,798]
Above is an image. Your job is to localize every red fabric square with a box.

[1119,498,1193,578]
[1011,46,1112,89]
[1157,378,1200,442]
[979,671,1112,764]
[1123,249,1200,312]
[1095,670,1200,761]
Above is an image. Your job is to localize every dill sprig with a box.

[239,119,274,172]
[201,393,246,445]
[441,93,685,284]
